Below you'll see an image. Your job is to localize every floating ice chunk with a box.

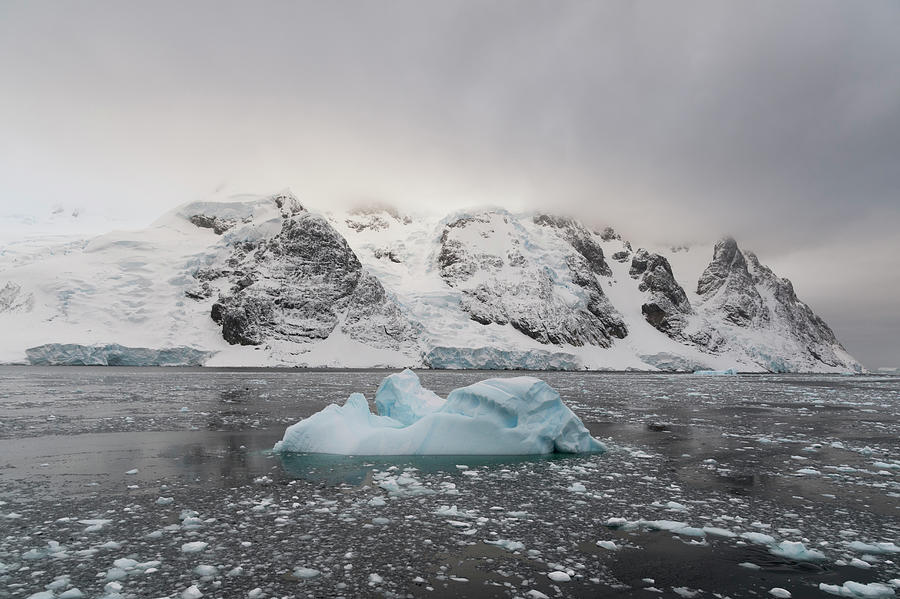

[596,540,618,550]
[374,369,444,426]
[547,571,571,582]
[59,590,84,599]
[26,593,55,599]
[182,585,203,599]
[693,368,737,375]
[79,518,112,532]
[526,590,550,599]
[274,372,604,455]
[125,469,138,475]
[847,541,900,554]
[796,468,821,476]
[769,589,792,598]
[292,567,321,579]
[739,562,761,570]
[819,581,896,598]
[770,541,827,562]
[194,565,217,577]
[485,539,525,552]
[181,541,208,553]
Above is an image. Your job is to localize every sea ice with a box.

[819,581,896,598]
[273,370,604,455]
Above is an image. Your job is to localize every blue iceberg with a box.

[273,369,604,455]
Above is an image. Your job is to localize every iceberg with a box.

[273,369,604,455]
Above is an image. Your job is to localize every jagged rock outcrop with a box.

[205,201,419,351]
[744,251,847,367]
[533,214,613,276]
[690,237,855,371]
[696,237,768,327]
[437,211,626,347]
[189,214,236,235]
[629,249,692,335]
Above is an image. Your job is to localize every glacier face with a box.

[25,343,214,366]
[0,190,864,372]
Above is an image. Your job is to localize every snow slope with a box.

[0,190,864,372]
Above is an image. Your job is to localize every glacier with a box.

[25,343,215,366]
[273,369,605,455]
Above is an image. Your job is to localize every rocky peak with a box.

[696,237,767,327]
[272,191,305,218]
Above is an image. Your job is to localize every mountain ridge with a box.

[0,190,863,372]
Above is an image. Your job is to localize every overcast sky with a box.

[1,1,898,367]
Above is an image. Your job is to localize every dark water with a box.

[0,367,898,598]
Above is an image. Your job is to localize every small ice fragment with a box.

[368,573,384,584]
[125,469,138,475]
[596,540,618,550]
[770,589,792,598]
[181,541,208,553]
[156,497,174,505]
[59,590,84,599]
[485,539,525,552]
[182,585,203,599]
[547,571,571,582]
[739,562,761,570]
[770,541,827,562]
[247,589,263,599]
[292,567,320,579]
[526,591,550,599]
[194,565,217,576]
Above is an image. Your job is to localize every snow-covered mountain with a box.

[0,191,862,372]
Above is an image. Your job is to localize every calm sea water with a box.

[0,367,898,598]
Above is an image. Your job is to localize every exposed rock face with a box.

[744,251,847,367]
[696,237,767,327]
[690,237,855,370]
[629,249,692,335]
[533,214,612,276]
[189,214,236,235]
[206,203,418,351]
[437,211,626,347]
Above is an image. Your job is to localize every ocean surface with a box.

[1,367,898,598]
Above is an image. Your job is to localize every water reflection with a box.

[276,451,583,486]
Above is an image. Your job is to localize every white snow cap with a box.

[273,369,605,455]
